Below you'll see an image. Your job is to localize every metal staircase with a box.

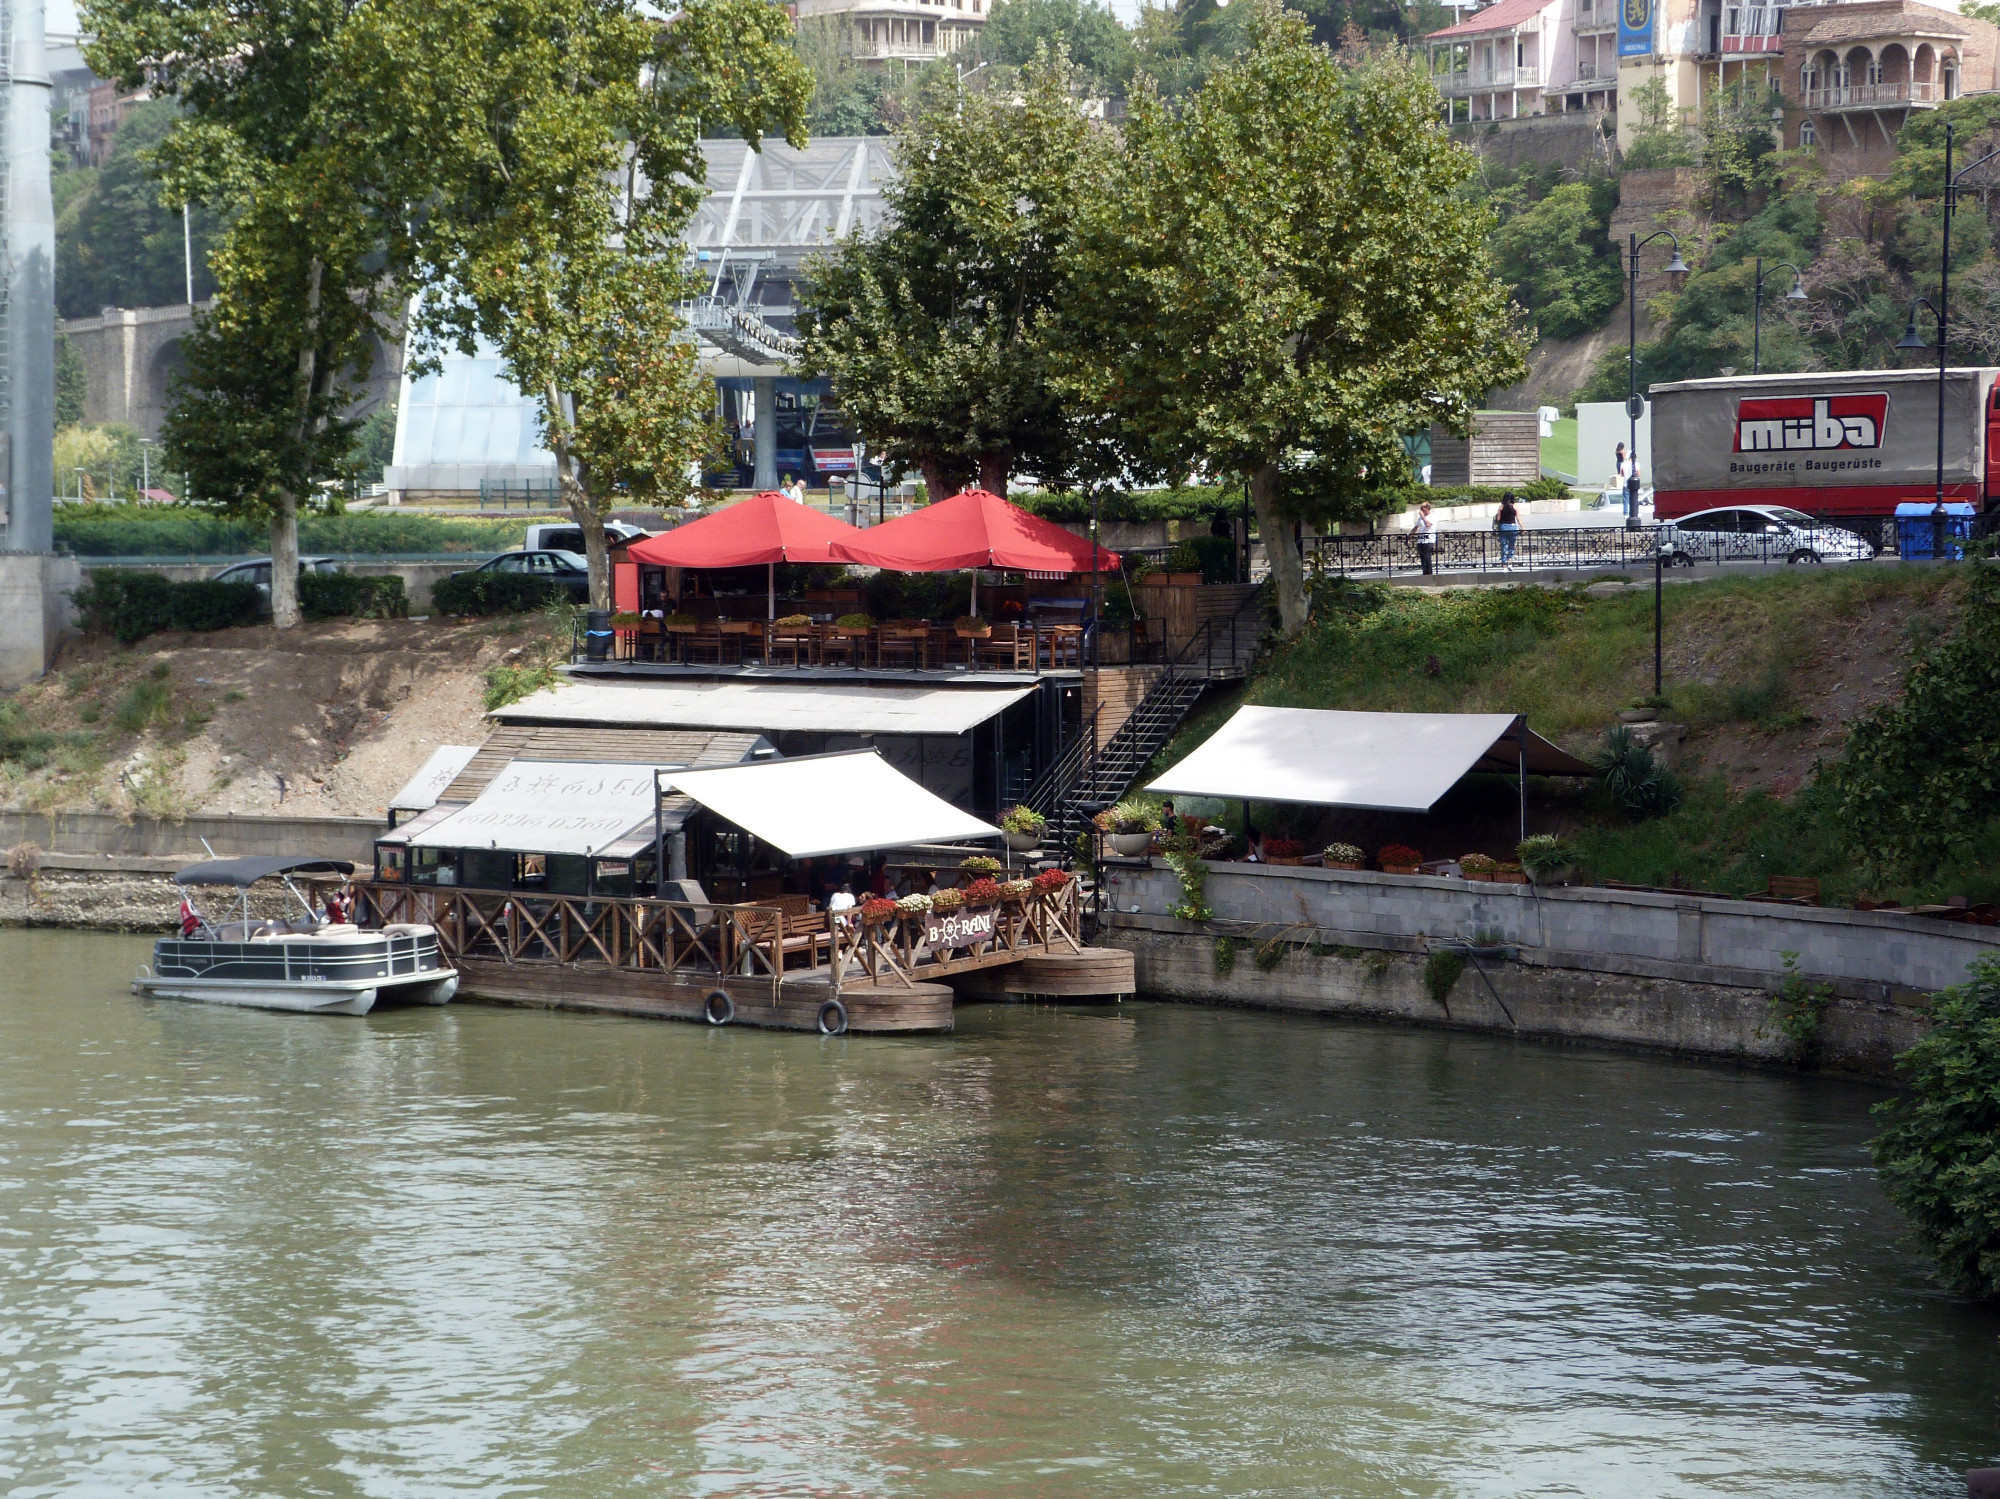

[1028,581,1270,849]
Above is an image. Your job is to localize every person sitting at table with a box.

[828,883,857,929]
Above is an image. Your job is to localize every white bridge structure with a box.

[386,136,893,502]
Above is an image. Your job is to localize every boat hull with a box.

[136,925,458,1017]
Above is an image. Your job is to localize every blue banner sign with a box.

[1618,0,1654,56]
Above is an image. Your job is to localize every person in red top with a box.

[178,896,206,938]
[868,854,891,898]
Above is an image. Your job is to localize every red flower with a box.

[859,898,897,922]
[964,878,1002,904]
[1264,837,1303,859]
[1031,869,1072,894]
[1378,844,1422,867]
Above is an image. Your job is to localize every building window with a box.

[1799,117,1816,146]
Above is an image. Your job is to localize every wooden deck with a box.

[340,879,1110,1035]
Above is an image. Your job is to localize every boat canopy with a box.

[175,856,357,887]
[1146,706,1594,814]
[664,748,999,858]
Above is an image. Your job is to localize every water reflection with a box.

[0,930,1993,1498]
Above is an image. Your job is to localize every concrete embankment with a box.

[1099,861,2000,1081]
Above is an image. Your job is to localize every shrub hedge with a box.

[72,568,263,643]
[430,570,561,616]
[52,503,525,557]
[300,571,408,621]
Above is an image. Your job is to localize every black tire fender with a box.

[704,989,734,1026]
[817,998,848,1036]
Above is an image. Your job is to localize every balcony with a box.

[1803,80,1936,110]
[1435,64,1541,95]
[1574,1,1617,33]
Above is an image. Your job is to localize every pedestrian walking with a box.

[1414,501,1439,576]
[1496,492,1520,568]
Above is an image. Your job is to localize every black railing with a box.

[1305,522,1900,577]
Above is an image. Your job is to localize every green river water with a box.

[0,929,1994,1497]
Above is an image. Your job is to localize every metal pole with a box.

[1654,545,1664,699]
[1089,486,1100,671]
[1753,257,1763,375]
[1517,716,1527,846]
[1939,123,1953,507]
[183,202,194,305]
[1628,231,1639,505]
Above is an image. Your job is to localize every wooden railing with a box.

[332,879,1083,999]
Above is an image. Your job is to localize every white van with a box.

[523,520,649,553]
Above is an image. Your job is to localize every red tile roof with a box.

[1427,0,1556,41]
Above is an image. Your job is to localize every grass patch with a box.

[112,677,175,733]
[0,703,99,773]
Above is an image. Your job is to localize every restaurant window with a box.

[411,847,457,886]
[375,845,407,883]
[1798,118,1816,145]
[592,859,635,899]
[461,848,515,890]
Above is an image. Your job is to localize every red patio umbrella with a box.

[627,491,867,618]
[831,488,1120,575]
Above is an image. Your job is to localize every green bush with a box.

[1371,479,1570,512]
[430,570,561,616]
[1014,484,1235,524]
[1166,534,1238,583]
[1871,955,2000,1297]
[51,502,522,557]
[300,571,409,621]
[71,568,263,643]
[112,676,175,732]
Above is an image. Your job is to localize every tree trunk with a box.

[1250,462,1307,638]
[547,380,611,610]
[919,455,956,508]
[269,494,301,629]
[977,451,1010,495]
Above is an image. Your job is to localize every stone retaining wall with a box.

[1098,861,2000,1079]
[0,809,383,864]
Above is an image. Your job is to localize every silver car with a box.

[212,556,342,596]
[1655,505,1878,566]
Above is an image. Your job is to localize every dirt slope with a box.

[3,616,561,821]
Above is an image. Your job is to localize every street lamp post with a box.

[139,438,154,497]
[1751,257,1808,375]
[1626,230,1691,530]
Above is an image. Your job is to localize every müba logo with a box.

[1734,393,1888,453]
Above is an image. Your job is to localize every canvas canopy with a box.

[626,491,863,568]
[493,680,1036,737]
[409,759,668,857]
[388,744,480,813]
[832,488,1119,574]
[1146,706,1593,813]
[664,749,999,858]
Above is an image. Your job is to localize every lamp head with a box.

[1897,309,1930,351]
[1785,276,1808,302]
[1664,250,1691,280]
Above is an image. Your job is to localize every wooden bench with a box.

[1764,875,1821,905]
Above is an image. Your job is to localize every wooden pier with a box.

[344,879,1127,1034]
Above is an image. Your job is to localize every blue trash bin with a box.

[1895,500,1976,560]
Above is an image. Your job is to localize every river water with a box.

[1,930,1993,1498]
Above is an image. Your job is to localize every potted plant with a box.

[1516,834,1575,885]
[859,897,898,925]
[1264,836,1305,866]
[1031,868,1072,897]
[773,612,813,630]
[1378,844,1423,876]
[1000,804,1046,852]
[963,877,1002,907]
[894,892,933,917]
[833,612,875,636]
[960,855,1003,879]
[1459,852,1499,882]
[954,614,991,639]
[1093,799,1161,856]
[664,611,698,632]
[610,611,642,629]
[1494,860,1529,885]
[931,888,967,914]
[999,877,1034,904]
[1162,540,1204,587]
[1322,842,1365,871]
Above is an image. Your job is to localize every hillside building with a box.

[791,0,986,67]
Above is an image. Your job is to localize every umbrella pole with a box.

[768,561,775,621]
[971,569,978,617]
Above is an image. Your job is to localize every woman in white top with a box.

[1413,500,1439,576]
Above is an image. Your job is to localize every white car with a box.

[1655,505,1878,566]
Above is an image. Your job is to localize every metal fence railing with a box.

[1302,523,1918,578]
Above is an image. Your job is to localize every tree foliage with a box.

[1871,955,2000,1298]
[357,0,810,608]
[797,49,1115,500]
[1825,555,2000,884]
[1058,2,1526,636]
[981,0,1135,88]
[54,100,218,319]
[1493,181,1622,340]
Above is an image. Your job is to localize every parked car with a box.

[522,520,648,553]
[211,556,341,596]
[455,549,593,601]
[1654,505,1878,566]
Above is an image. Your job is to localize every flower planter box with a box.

[1165,572,1201,587]
[1462,870,1494,882]
[1382,864,1420,876]
[1326,860,1364,871]
[1266,855,1305,867]
[1495,871,1529,885]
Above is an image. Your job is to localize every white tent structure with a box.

[666,749,999,859]
[1147,706,1593,838]
[387,745,480,822]
[410,761,666,857]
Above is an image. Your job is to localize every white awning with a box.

[410,760,664,856]
[388,744,481,812]
[1147,706,1594,813]
[493,680,1036,737]
[665,750,1000,858]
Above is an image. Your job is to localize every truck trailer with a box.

[1649,368,2000,521]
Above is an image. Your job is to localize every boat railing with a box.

[331,879,1083,999]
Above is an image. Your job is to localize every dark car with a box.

[457,549,593,601]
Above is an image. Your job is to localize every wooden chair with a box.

[978,623,1033,670]
[768,621,817,667]
[1039,624,1083,670]
[664,620,699,663]
[877,621,930,670]
[718,619,764,665]
[819,623,865,668]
